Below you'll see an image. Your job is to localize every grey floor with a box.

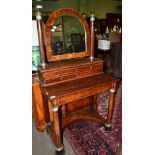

[32,119,75,155]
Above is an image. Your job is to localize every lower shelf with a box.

[62,109,105,129]
[47,109,105,147]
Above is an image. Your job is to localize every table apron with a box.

[52,82,116,106]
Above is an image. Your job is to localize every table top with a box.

[45,73,119,101]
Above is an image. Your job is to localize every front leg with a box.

[105,88,116,131]
[52,99,65,155]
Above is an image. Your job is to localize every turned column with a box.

[50,97,64,155]
[90,12,95,62]
[35,4,46,67]
[105,87,116,130]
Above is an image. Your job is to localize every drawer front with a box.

[77,63,103,73]
[44,74,77,85]
[78,69,102,78]
[42,67,76,79]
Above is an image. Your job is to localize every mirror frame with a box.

[45,8,91,62]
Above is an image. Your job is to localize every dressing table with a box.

[33,8,120,155]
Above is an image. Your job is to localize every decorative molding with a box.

[105,123,112,128]
[110,88,115,93]
[55,145,64,151]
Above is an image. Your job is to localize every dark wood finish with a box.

[105,88,116,130]
[45,8,91,62]
[61,109,104,129]
[90,16,94,58]
[43,68,76,79]
[42,73,119,150]
[44,73,119,104]
[36,19,46,65]
[52,103,62,148]
[33,8,120,154]
[93,95,97,111]
[37,57,104,86]
[66,98,90,113]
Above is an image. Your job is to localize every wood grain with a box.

[44,8,91,62]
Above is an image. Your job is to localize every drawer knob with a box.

[60,77,63,80]
[90,66,93,69]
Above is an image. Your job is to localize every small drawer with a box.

[78,69,102,78]
[44,74,77,84]
[43,67,76,79]
[77,63,103,72]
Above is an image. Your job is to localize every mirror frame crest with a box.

[45,8,91,62]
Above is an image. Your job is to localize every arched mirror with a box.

[45,8,91,62]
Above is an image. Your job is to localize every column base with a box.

[54,145,65,155]
[55,149,65,155]
[104,123,112,131]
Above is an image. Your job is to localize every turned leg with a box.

[52,102,64,155]
[105,88,116,131]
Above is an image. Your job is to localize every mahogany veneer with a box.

[37,57,104,86]
[45,8,91,62]
[33,8,120,155]
[32,74,46,132]
[40,73,119,153]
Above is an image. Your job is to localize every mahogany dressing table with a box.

[33,8,120,155]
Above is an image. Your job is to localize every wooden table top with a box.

[45,73,119,100]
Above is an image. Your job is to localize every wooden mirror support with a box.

[45,8,91,62]
[90,12,95,61]
[35,4,46,67]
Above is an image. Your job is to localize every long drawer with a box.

[42,67,76,79]
[44,74,77,85]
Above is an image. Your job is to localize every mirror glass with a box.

[50,14,86,55]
